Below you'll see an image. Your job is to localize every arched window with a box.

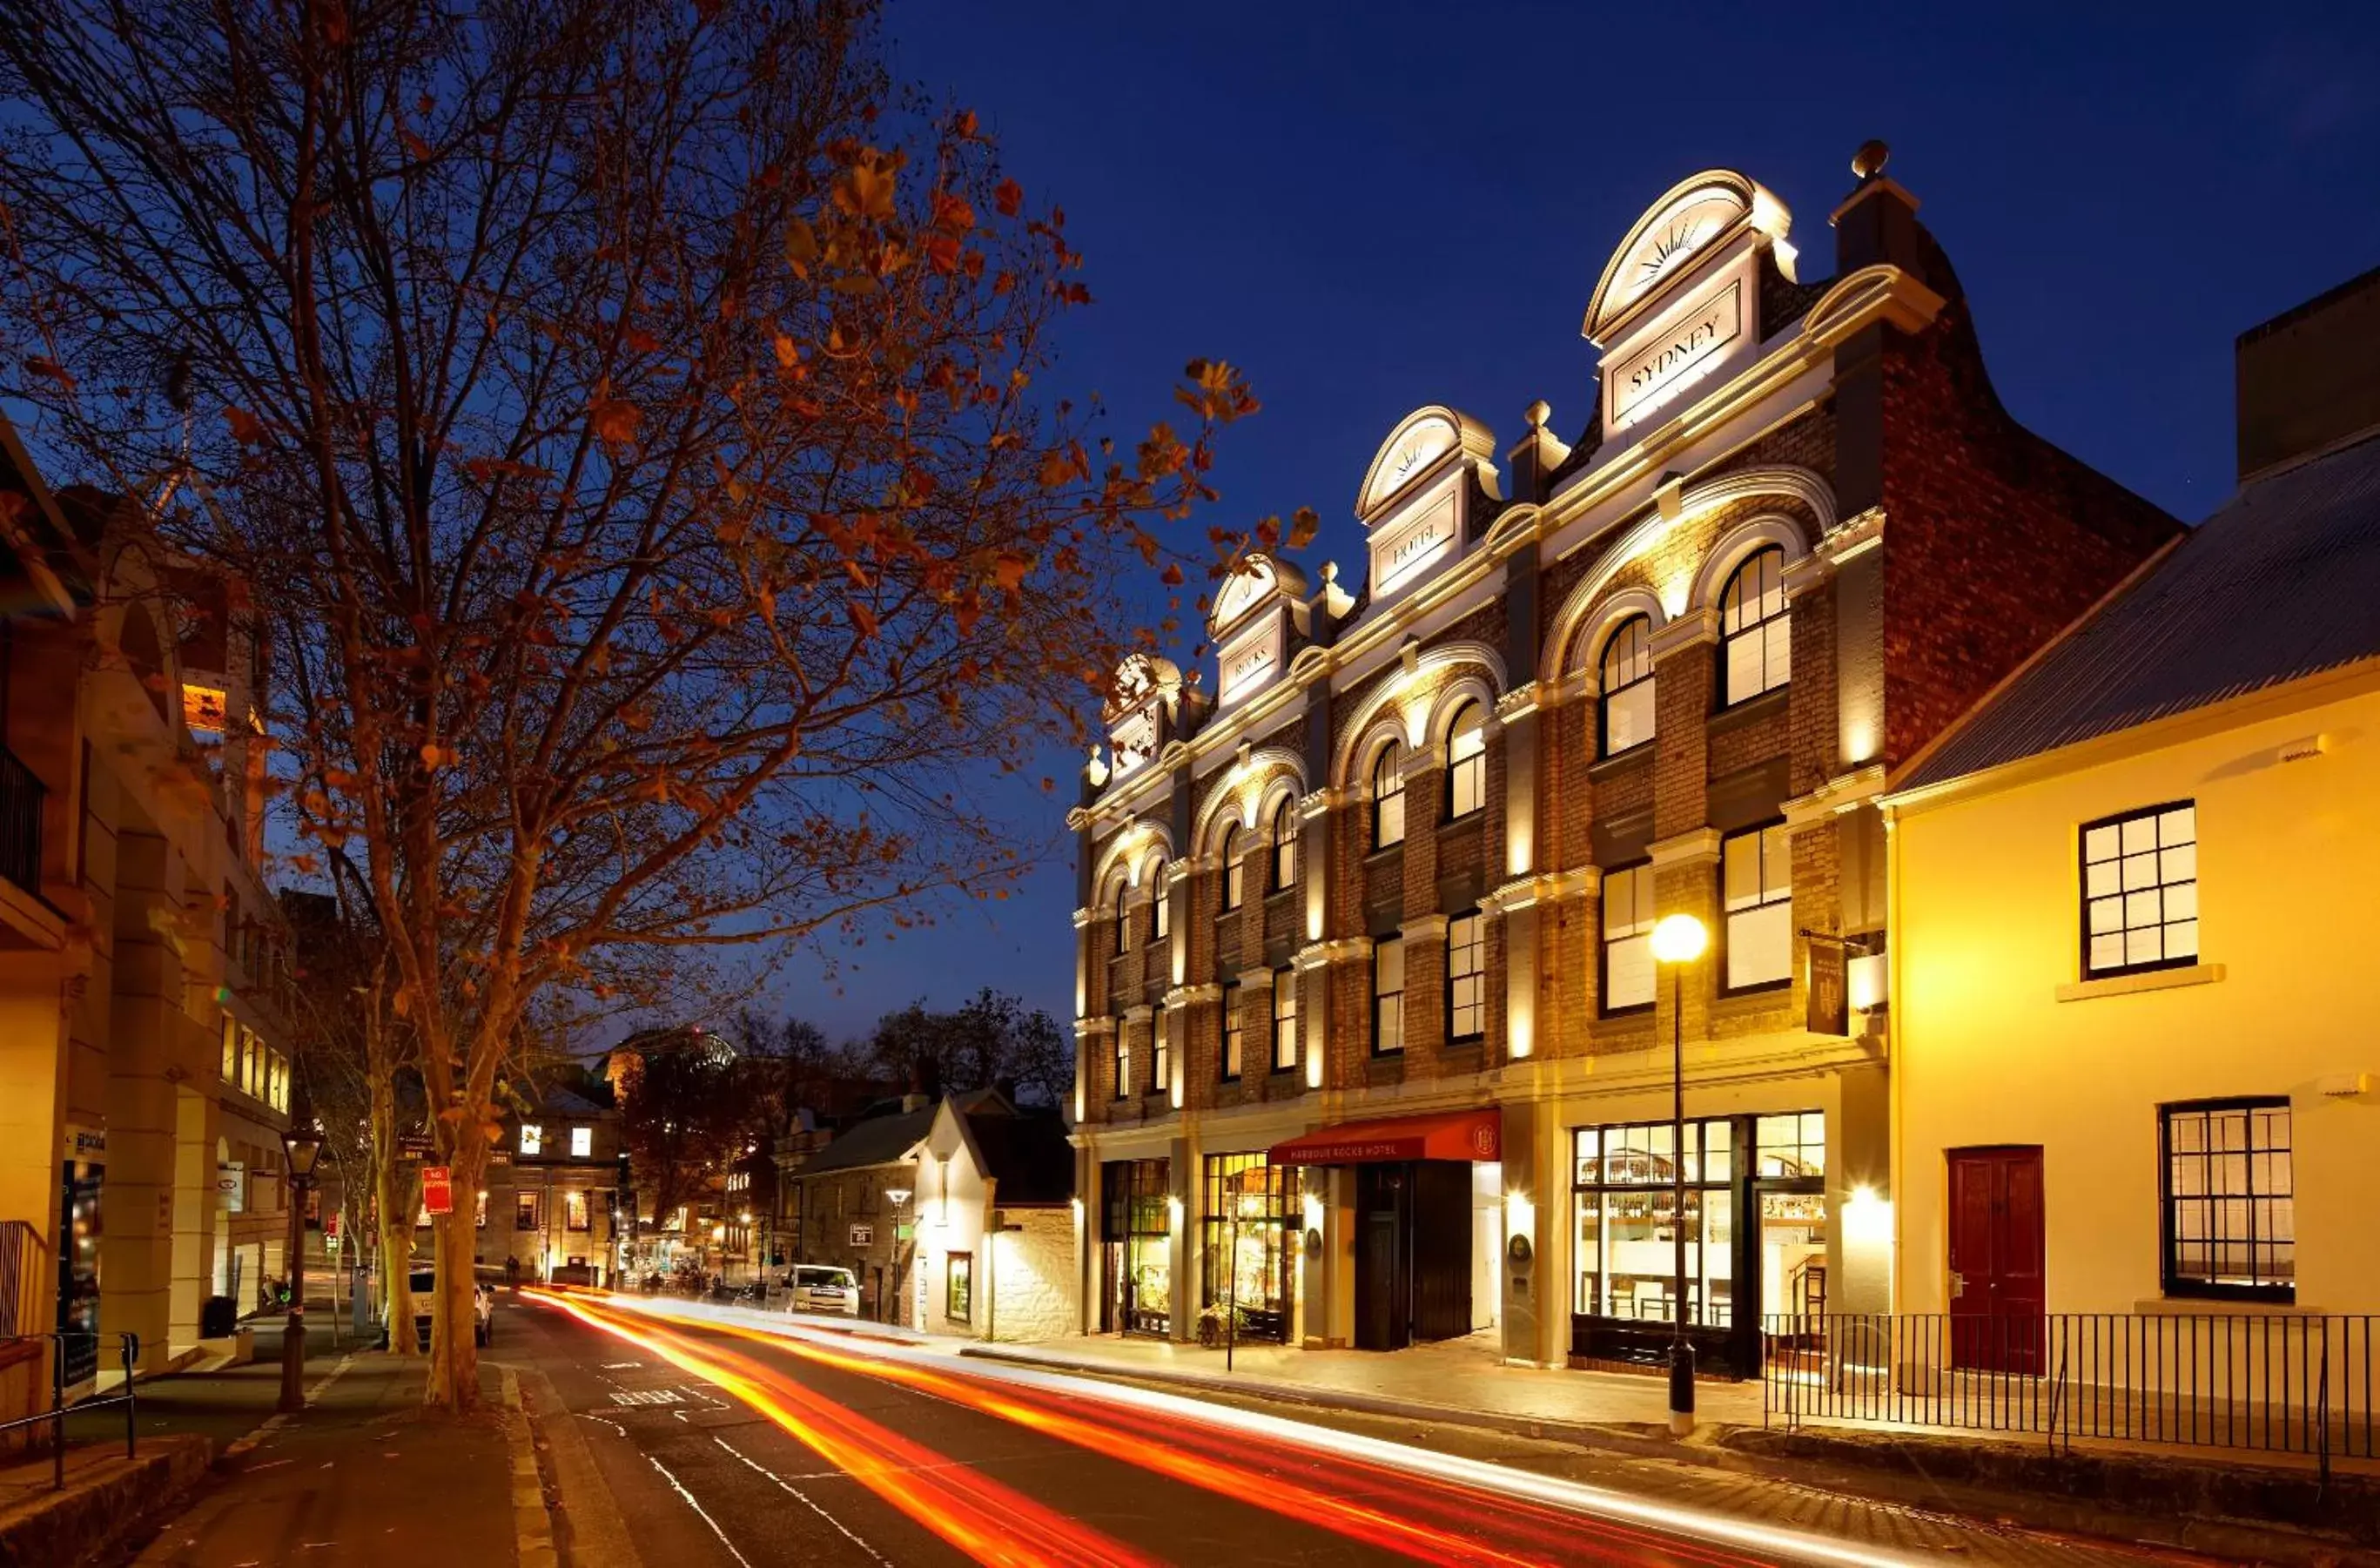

[1598,616,1656,757]
[1269,796,1297,891]
[1220,823,1245,912]
[1445,702,1486,820]
[1112,878,1130,955]
[1150,858,1170,942]
[1719,546,1790,704]
[1371,740,1407,849]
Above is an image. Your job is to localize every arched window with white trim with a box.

[1268,795,1297,892]
[1220,824,1245,912]
[1719,546,1790,704]
[1371,741,1406,849]
[1598,615,1656,757]
[1112,878,1130,956]
[1445,703,1486,820]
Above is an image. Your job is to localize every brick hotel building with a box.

[1066,148,2177,1373]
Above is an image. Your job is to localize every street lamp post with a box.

[1648,912,1708,1438]
[278,1124,326,1414]
[884,1188,912,1326]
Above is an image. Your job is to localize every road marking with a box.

[609,1388,683,1406]
[714,1437,892,1566]
[646,1454,756,1568]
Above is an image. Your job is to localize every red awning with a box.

[1267,1107,1503,1168]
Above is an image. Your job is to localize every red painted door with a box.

[1946,1147,2045,1374]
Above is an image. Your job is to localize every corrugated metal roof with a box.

[1902,429,2380,791]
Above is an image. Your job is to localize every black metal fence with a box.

[1762,1312,2378,1481]
[0,744,41,894]
[0,1332,140,1490]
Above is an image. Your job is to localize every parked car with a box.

[380,1270,496,1349]
[784,1265,858,1316]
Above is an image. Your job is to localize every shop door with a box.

[1946,1147,2044,1374]
[1409,1161,1472,1343]
[1355,1163,1410,1351]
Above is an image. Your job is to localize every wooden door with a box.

[1409,1161,1473,1343]
[1355,1164,1409,1351]
[1946,1147,2045,1374]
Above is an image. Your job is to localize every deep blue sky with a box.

[761,0,2380,1042]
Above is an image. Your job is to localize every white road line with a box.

[645,1453,756,1568]
[714,1437,893,1566]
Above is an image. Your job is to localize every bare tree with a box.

[0,0,1254,1409]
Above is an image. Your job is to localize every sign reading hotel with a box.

[1607,279,1741,429]
[1369,492,1457,597]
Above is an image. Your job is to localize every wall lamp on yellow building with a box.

[1648,912,1706,1437]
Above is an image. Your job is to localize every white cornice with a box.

[1074,1016,1115,1039]
[1483,868,1597,913]
[1402,912,1452,942]
[1166,983,1224,1006]
[1784,764,1888,833]
[1650,827,1723,867]
[1294,937,1374,972]
[1071,906,1094,930]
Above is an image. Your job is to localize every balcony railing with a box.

[1762,1311,2378,1482]
[0,745,42,894]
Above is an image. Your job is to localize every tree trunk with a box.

[371,1081,419,1356]
[427,1138,487,1410]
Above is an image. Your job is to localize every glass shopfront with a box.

[1101,1157,1172,1337]
[1200,1154,1294,1343]
[1570,1110,1825,1376]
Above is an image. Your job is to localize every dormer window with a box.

[1445,703,1486,820]
[1268,797,1297,892]
[570,1125,592,1158]
[1372,743,1406,850]
[1220,824,1245,912]
[519,1124,543,1156]
[1599,616,1657,756]
[1720,547,1790,705]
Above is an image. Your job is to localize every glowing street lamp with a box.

[1650,913,1705,1437]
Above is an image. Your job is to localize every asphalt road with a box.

[494,1292,2216,1568]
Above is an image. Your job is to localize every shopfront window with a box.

[1101,1158,1172,1336]
[1572,1120,1734,1329]
[1200,1154,1295,1343]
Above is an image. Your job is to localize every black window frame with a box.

[1718,546,1790,707]
[1220,824,1245,912]
[1112,878,1131,956]
[2159,1096,2294,1303]
[1444,702,1486,823]
[2079,801,2200,980]
[1718,820,1792,997]
[1371,741,1406,850]
[1598,860,1657,1017]
[1151,1000,1169,1097]
[1220,979,1244,1082]
[1268,795,1297,892]
[1150,860,1170,944]
[1372,935,1405,1056]
[1446,910,1485,1044]
[1598,614,1657,758]
[1111,1017,1130,1102]
[1269,967,1297,1073]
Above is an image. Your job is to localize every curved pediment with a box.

[1355,406,1496,522]
[1209,551,1310,637]
[1583,170,1791,345]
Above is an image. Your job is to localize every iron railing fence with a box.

[0,744,41,894]
[0,1332,139,1490]
[1763,1312,2378,1482]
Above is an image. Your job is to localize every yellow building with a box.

[1883,267,2380,1345]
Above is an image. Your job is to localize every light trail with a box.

[586,1290,1932,1568]
[529,1289,1160,1568]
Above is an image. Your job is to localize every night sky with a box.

[755,0,2380,1044]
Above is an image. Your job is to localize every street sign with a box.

[324,1211,340,1239]
[849,1221,874,1247]
[422,1166,454,1216]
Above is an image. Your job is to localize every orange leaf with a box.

[1160,562,1184,587]
[841,158,898,220]
[419,744,454,771]
[993,178,1023,219]
[992,552,1028,591]
[772,334,799,370]
[225,407,266,445]
[1287,506,1320,550]
[846,598,879,640]
[591,399,640,445]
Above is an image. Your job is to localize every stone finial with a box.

[1524,399,1551,431]
[1851,139,1891,183]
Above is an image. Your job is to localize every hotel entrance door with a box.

[1354,1161,1470,1350]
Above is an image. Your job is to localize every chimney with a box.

[2235,262,2380,483]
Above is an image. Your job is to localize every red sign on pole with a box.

[422,1166,454,1216]
[324,1211,340,1239]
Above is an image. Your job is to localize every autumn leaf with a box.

[846,597,879,640]
[953,109,979,138]
[590,399,640,446]
[1160,562,1185,587]
[782,218,820,274]
[419,744,454,771]
[623,325,662,353]
[400,129,431,162]
[772,333,799,370]
[991,551,1028,591]
[1287,505,1320,550]
[225,407,266,445]
[993,178,1023,218]
[840,156,898,220]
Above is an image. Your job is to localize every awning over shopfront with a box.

[1268,1107,1502,1167]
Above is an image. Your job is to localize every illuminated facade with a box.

[473,1087,624,1285]
[1068,149,2178,1373]
[0,421,296,1427]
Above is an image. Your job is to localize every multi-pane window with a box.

[519,1123,544,1157]
[1719,547,1790,704]
[1600,862,1657,1013]
[569,1126,593,1158]
[1599,616,1657,756]
[515,1193,540,1231]
[1447,912,1485,1042]
[2161,1098,2292,1302]
[1446,703,1486,820]
[565,1190,590,1232]
[1722,824,1792,991]
[1755,1112,1826,1178]
[1372,937,1405,1055]
[1220,980,1244,1080]
[1372,742,1406,849]
[947,1253,974,1322]
[1151,1002,1169,1096]
[1113,1022,1131,1101]
[1269,797,1297,891]
[1152,861,1171,941]
[1220,824,1245,912]
[1571,1120,1737,1328]
[220,1014,237,1081]
[1113,878,1131,955]
[1271,969,1297,1072]
[2082,803,2198,977]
